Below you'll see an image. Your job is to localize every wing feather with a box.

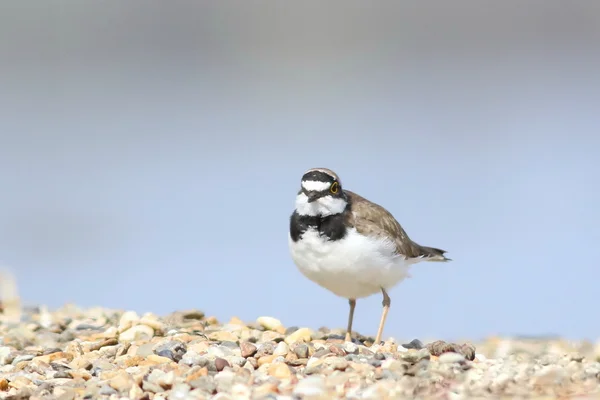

[344,190,450,261]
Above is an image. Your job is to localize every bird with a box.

[288,167,450,344]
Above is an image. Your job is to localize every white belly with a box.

[289,227,421,299]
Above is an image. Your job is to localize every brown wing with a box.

[344,190,449,261]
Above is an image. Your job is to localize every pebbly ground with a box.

[0,305,599,400]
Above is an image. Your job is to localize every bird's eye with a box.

[330,182,339,194]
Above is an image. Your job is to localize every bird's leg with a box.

[345,298,356,342]
[374,288,391,345]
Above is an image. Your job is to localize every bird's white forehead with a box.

[301,180,331,191]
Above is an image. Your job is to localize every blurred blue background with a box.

[1,1,599,341]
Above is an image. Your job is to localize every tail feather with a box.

[420,246,452,262]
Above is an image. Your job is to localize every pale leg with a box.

[374,288,391,344]
[345,299,356,342]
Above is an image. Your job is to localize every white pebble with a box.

[293,376,326,397]
[439,352,466,364]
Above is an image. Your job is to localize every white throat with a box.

[295,193,347,217]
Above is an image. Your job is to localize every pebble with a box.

[400,348,430,363]
[293,343,310,359]
[118,324,154,342]
[256,316,285,333]
[439,351,466,363]
[268,362,293,379]
[215,357,230,371]
[240,342,257,358]
[284,327,313,344]
[274,341,289,356]
[1,306,599,399]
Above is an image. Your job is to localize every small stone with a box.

[185,366,209,382]
[181,309,205,320]
[257,354,277,367]
[459,343,477,361]
[118,325,154,342]
[253,382,279,397]
[118,310,140,331]
[324,357,349,371]
[332,345,348,357]
[215,357,230,371]
[228,356,246,368]
[533,365,566,386]
[109,371,134,392]
[170,383,192,399]
[439,352,466,363]
[256,343,275,358]
[230,383,251,398]
[402,339,424,349]
[229,316,245,325]
[240,342,257,358]
[153,340,187,362]
[99,385,118,396]
[261,331,285,343]
[343,341,359,354]
[143,369,168,393]
[129,384,145,400]
[400,348,430,363]
[0,347,12,365]
[145,354,175,365]
[207,345,233,359]
[285,328,313,345]
[382,359,408,373]
[268,362,292,379]
[256,316,285,333]
[139,313,166,333]
[245,357,258,369]
[293,344,309,359]
[571,352,585,362]
[208,331,239,342]
[274,342,289,356]
[293,375,326,397]
[88,338,119,352]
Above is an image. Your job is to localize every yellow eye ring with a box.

[330,182,339,194]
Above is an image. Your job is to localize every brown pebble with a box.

[426,340,455,356]
[287,358,308,367]
[313,349,331,358]
[329,345,346,356]
[285,352,298,363]
[426,340,477,361]
[0,378,8,391]
[460,343,476,361]
[33,352,74,364]
[115,343,131,357]
[185,367,208,382]
[215,357,230,371]
[89,338,119,352]
[240,342,258,358]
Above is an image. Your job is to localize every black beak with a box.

[307,192,321,203]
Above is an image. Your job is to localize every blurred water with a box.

[1,1,599,341]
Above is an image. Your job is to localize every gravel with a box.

[0,305,599,399]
